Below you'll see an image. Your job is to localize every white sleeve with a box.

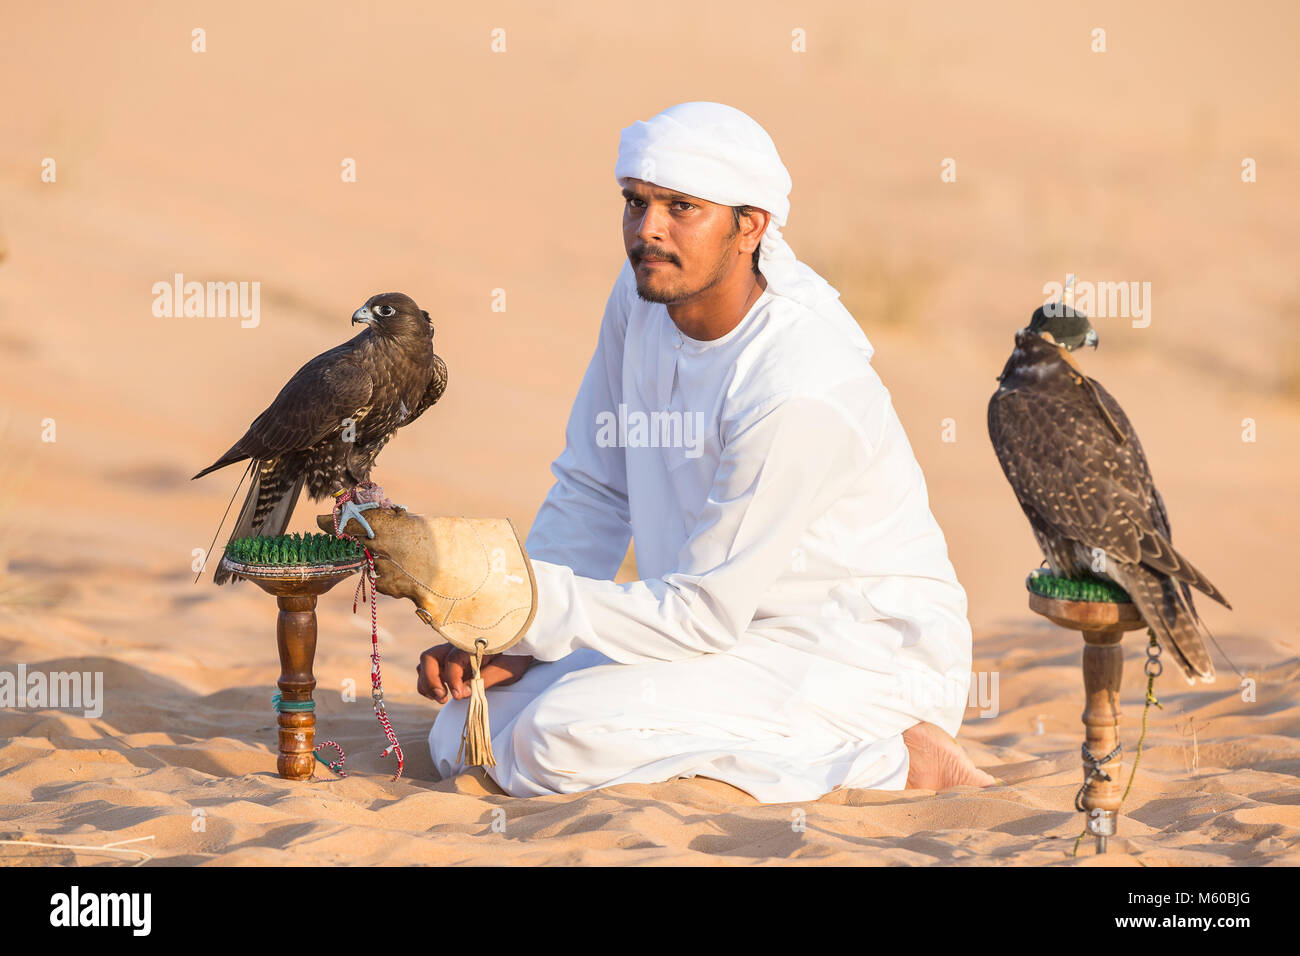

[513,385,874,664]
[523,263,634,582]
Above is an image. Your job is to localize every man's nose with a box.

[635,204,669,241]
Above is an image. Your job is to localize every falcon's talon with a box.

[338,499,381,539]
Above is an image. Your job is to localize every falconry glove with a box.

[317,507,538,767]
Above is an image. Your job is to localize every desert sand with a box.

[0,1,1297,865]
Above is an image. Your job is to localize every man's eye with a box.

[672,201,694,211]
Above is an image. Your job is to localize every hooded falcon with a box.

[194,292,448,584]
[987,305,1230,683]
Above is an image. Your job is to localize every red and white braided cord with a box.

[314,739,347,777]
[333,491,405,781]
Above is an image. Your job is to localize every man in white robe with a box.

[419,101,994,802]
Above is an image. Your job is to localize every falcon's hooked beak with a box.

[352,305,374,326]
[1083,329,1099,350]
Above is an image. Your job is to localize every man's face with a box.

[621,178,745,305]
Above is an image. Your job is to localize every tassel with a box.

[457,640,496,768]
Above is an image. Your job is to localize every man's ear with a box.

[741,208,770,254]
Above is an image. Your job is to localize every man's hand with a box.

[416,644,533,704]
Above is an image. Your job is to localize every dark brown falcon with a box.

[194,292,448,584]
[987,305,1230,683]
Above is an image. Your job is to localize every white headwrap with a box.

[615,101,873,360]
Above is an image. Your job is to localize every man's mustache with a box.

[631,245,679,265]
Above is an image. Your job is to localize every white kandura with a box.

[431,263,973,802]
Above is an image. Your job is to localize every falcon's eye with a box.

[374,304,396,317]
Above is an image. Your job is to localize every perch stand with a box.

[220,556,364,780]
[1028,587,1146,853]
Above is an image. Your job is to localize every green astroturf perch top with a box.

[224,532,364,567]
[1026,569,1132,604]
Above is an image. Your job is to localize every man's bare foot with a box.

[902,721,997,790]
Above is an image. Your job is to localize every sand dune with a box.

[1,0,1297,865]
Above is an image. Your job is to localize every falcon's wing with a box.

[1086,376,1173,535]
[988,384,1224,604]
[244,353,374,456]
[1086,378,1228,607]
[202,348,374,471]
[406,352,448,422]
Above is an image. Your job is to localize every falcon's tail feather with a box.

[194,460,254,585]
[192,446,250,481]
[1164,548,1232,610]
[1120,566,1216,685]
[212,461,306,585]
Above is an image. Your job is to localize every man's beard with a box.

[633,231,736,305]
[634,272,685,304]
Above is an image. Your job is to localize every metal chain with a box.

[1074,742,1122,812]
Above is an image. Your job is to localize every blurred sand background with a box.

[0,0,1297,865]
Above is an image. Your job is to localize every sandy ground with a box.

[0,0,1297,865]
